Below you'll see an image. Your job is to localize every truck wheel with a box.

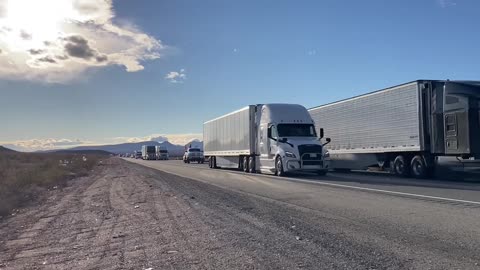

[248,156,256,173]
[393,155,410,177]
[243,157,249,172]
[411,155,427,179]
[208,158,212,168]
[239,157,244,171]
[275,157,285,176]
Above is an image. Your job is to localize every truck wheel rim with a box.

[413,160,423,175]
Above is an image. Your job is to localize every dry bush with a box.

[0,151,107,216]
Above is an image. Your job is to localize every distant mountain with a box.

[0,146,16,152]
[68,140,187,156]
[48,149,112,155]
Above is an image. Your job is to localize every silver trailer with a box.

[204,104,331,176]
[141,145,156,160]
[309,80,480,178]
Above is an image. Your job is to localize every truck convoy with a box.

[309,80,480,178]
[204,104,331,176]
[155,146,169,160]
[141,145,156,160]
[134,151,142,159]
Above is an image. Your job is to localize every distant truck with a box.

[141,145,156,160]
[204,104,331,176]
[183,148,204,163]
[134,151,142,159]
[155,146,169,160]
[309,80,480,178]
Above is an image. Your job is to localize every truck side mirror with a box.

[323,137,331,146]
[319,128,324,139]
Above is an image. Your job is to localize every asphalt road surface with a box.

[1,158,479,269]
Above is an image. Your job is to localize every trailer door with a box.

[443,83,471,155]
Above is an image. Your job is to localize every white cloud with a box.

[437,0,457,8]
[113,133,202,145]
[165,69,186,83]
[1,134,203,152]
[1,138,87,152]
[0,0,164,82]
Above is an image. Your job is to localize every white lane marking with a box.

[125,159,480,206]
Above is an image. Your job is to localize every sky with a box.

[1,0,479,151]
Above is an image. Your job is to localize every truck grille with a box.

[298,144,323,160]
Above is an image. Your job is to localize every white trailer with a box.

[141,145,156,160]
[204,104,331,176]
[309,80,480,178]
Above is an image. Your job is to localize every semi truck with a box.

[141,145,156,160]
[309,80,480,178]
[204,104,331,176]
[155,146,169,160]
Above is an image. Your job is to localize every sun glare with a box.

[1,0,73,49]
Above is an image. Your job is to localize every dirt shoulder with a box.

[1,158,478,270]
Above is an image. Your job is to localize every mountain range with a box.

[68,140,203,156]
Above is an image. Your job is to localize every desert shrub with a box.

[0,151,106,216]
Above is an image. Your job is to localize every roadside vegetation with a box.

[0,147,108,216]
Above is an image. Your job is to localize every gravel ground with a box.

[0,158,479,270]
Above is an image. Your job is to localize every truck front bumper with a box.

[285,159,330,172]
[186,157,204,161]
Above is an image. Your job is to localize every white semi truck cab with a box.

[257,104,331,175]
[204,104,331,176]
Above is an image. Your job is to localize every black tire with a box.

[243,157,249,172]
[411,155,428,179]
[317,170,327,176]
[208,157,213,168]
[201,159,204,164]
[248,156,256,173]
[275,156,285,176]
[392,155,410,177]
[239,157,244,171]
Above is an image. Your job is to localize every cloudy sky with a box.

[1,0,479,151]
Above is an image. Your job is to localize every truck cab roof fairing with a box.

[260,104,314,125]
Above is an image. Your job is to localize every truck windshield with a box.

[146,146,155,152]
[189,148,201,152]
[160,150,168,153]
[277,124,316,137]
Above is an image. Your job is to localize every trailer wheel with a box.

[275,157,285,176]
[248,156,256,173]
[243,157,249,172]
[392,155,410,177]
[208,157,213,168]
[411,155,427,179]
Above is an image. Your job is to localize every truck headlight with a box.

[285,151,296,158]
[324,151,330,158]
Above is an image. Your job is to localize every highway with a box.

[126,158,480,269]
